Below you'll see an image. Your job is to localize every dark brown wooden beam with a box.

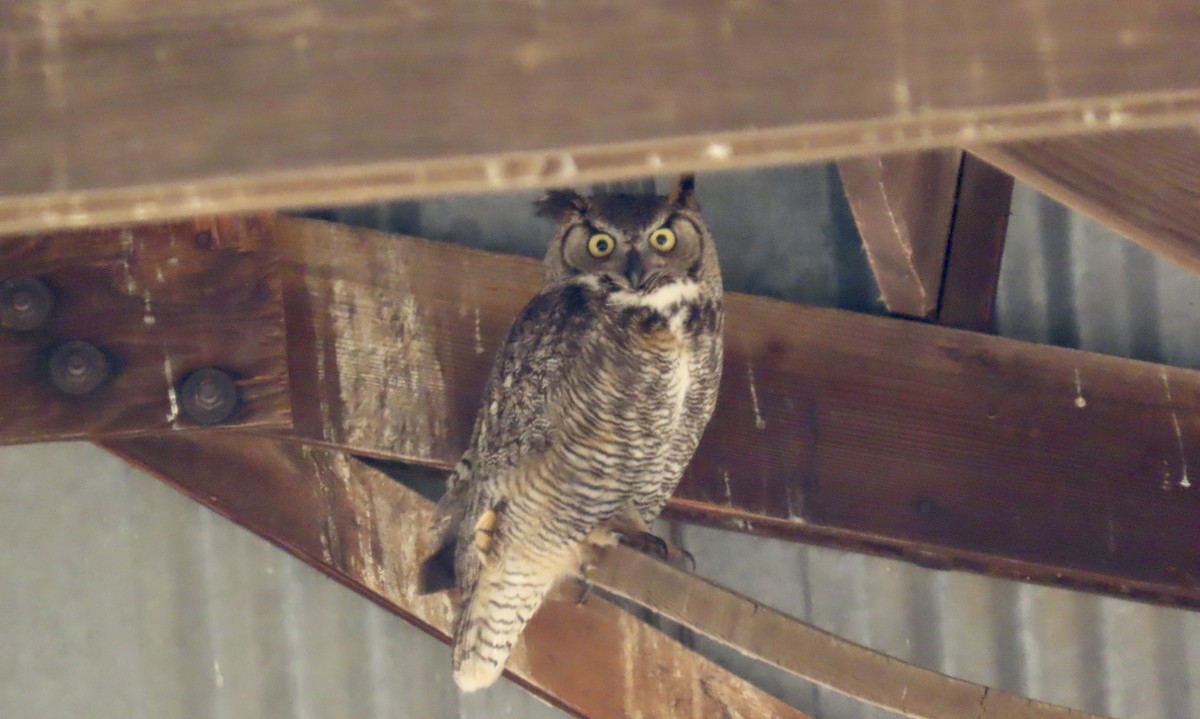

[5,1,1200,234]
[936,154,1014,332]
[272,216,1200,610]
[596,545,1106,719]
[103,433,811,719]
[971,128,1200,275]
[837,150,963,318]
[0,216,291,444]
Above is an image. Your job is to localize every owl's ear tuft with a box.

[534,189,588,220]
[667,174,698,210]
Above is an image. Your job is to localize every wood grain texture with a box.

[103,433,811,719]
[272,216,1200,608]
[4,1,1200,234]
[936,154,1014,332]
[594,548,1107,719]
[837,150,963,318]
[971,128,1200,275]
[0,215,290,444]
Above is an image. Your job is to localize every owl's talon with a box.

[575,561,597,605]
[640,532,670,559]
[617,530,693,569]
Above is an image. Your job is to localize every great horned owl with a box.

[423,175,724,691]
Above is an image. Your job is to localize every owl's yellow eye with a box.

[587,233,615,258]
[649,227,677,253]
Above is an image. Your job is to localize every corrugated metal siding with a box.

[0,443,562,719]
[3,166,1199,719]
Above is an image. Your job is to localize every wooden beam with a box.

[0,216,291,444]
[970,128,1200,275]
[106,433,1110,719]
[936,154,1014,332]
[837,150,963,318]
[5,2,1200,234]
[271,216,1200,609]
[103,433,811,719]
[595,546,1106,719]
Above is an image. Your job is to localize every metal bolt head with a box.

[179,367,239,424]
[0,277,54,331]
[48,340,109,395]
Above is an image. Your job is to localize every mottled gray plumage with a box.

[425,176,724,691]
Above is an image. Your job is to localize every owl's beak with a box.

[624,250,645,288]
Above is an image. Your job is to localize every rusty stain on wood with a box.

[0,215,291,444]
[837,150,963,318]
[103,433,812,719]
[271,216,1200,609]
[4,2,1200,233]
[971,128,1200,276]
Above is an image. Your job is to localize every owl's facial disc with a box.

[549,189,707,289]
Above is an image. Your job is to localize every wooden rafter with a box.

[104,433,1110,719]
[595,546,1103,719]
[837,150,963,319]
[971,128,1200,275]
[4,1,1200,234]
[271,216,1200,608]
[838,150,1012,329]
[935,154,1014,332]
[104,433,813,719]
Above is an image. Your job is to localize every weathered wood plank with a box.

[970,128,1200,275]
[594,546,1107,719]
[103,433,812,719]
[0,216,290,444]
[5,2,1200,234]
[273,216,1200,609]
[837,150,963,318]
[936,154,1013,332]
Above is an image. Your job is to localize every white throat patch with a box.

[609,280,701,311]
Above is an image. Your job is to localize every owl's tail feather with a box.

[452,559,556,692]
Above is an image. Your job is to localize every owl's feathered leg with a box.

[419,502,506,596]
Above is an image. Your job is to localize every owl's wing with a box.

[469,281,596,476]
[420,282,597,592]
